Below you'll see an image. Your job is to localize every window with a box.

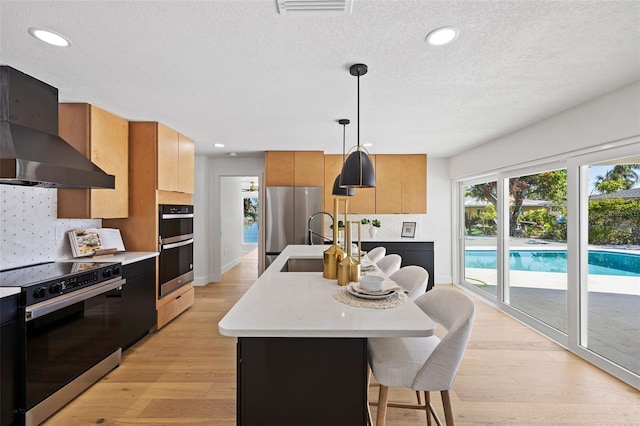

[457,142,640,388]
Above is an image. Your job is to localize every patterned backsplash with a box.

[0,186,101,270]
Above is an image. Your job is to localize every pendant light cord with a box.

[342,122,346,162]
[357,73,360,150]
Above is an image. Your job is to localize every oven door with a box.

[159,237,194,298]
[159,204,193,242]
[22,277,125,426]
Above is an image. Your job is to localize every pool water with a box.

[465,250,640,277]
[243,222,258,244]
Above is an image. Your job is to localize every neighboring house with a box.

[589,187,640,200]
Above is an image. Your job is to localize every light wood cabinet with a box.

[294,151,324,186]
[323,154,376,214]
[57,103,129,218]
[401,154,427,213]
[157,123,194,194]
[348,154,376,214]
[265,151,295,186]
[375,155,402,214]
[103,121,195,330]
[326,153,427,214]
[374,154,426,214]
[323,154,343,212]
[265,151,324,187]
[178,133,195,193]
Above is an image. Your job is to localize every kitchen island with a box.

[219,245,435,426]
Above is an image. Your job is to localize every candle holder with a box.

[323,198,348,279]
[337,220,361,286]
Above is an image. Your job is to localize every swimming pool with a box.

[465,249,640,277]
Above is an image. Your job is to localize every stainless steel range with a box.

[0,261,125,426]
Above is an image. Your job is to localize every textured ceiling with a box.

[1,0,639,158]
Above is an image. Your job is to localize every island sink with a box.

[280,257,324,272]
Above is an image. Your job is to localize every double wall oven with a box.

[158,204,194,298]
[0,261,124,426]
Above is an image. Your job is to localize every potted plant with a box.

[369,218,381,238]
[361,218,370,225]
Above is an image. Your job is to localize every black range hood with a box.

[0,66,115,188]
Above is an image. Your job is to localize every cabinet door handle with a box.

[162,239,194,250]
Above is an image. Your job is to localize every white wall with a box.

[193,155,265,285]
[449,81,640,178]
[220,177,244,273]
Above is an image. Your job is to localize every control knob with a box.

[103,268,112,278]
[33,287,47,299]
[49,283,63,294]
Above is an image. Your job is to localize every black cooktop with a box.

[0,261,117,288]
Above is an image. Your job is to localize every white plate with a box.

[347,283,396,300]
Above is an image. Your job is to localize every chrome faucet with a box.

[308,211,333,245]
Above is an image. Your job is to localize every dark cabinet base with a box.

[237,337,368,426]
[1,295,18,426]
[122,258,156,350]
[361,241,435,291]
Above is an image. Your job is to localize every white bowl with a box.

[359,275,385,292]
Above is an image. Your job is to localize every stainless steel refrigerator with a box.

[264,186,323,269]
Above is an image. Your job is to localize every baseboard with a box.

[221,257,241,275]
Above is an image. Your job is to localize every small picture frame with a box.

[401,222,416,238]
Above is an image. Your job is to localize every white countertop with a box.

[1,287,20,298]
[60,251,158,265]
[1,252,158,299]
[218,245,435,338]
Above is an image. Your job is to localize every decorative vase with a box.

[324,198,346,279]
[338,221,361,286]
[369,226,377,238]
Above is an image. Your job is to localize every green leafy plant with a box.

[371,219,381,228]
[361,218,370,225]
[330,220,345,229]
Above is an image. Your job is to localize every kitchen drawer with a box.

[157,285,194,329]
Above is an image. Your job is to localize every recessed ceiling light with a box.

[228,152,237,157]
[28,27,71,47]
[214,143,225,148]
[425,26,458,46]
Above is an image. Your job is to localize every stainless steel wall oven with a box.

[0,261,124,426]
[158,204,194,298]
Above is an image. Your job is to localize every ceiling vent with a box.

[276,0,353,15]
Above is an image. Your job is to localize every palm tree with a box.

[593,164,640,194]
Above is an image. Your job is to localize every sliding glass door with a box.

[505,168,568,334]
[463,179,498,299]
[458,143,640,388]
[581,157,640,376]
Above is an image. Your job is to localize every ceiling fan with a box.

[242,181,259,192]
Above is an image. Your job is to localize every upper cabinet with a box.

[265,151,295,186]
[375,155,402,214]
[265,151,324,187]
[400,154,427,213]
[157,123,194,194]
[323,154,342,212]
[323,154,376,214]
[376,154,427,214]
[57,103,129,219]
[269,151,426,214]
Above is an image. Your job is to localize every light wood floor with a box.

[46,249,640,425]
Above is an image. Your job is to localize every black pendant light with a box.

[339,63,376,188]
[332,119,355,196]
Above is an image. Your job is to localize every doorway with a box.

[219,176,260,274]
